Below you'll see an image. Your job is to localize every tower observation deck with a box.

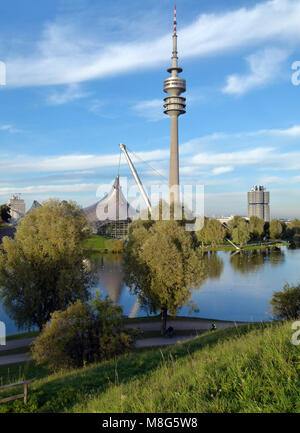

[164,5,186,204]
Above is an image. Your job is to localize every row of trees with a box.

[196,216,298,247]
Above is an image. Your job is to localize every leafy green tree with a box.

[124,220,205,334]
[270,283,300,320]
[195,217,208,247]
[200,218,226,246]
[263,221,270,239]
[0,204,11,223]
[231,219,250,246]
[269,219,283,240]
[228,216,244,230]
[0,199,92,330]
[290,218,300,229]
[290,219,300,238]
[249,216,264,240]
[31,293,138,371]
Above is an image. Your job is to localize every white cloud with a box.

[179,125,300,151]
[132,99,165,122]
[0,124,20,133]
[2,125,300,178]
[259,176,286,184]
[267,125,300,137]
[5,0,300,87]
[260,175,300,184]
[212,166,234,175]
[223,47,288,95]
[0,148,170,174]
[186,145,300,173]
[189,147,275,167]
[0,183,99,196]
[46,83,89,105]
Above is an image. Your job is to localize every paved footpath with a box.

[0,337,35,352]
[0,319,249,366]
[0,353,31,366]
[126,319,248,332]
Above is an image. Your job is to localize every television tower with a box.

[163,5,186,204]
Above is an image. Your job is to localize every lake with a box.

[1,245,299,335]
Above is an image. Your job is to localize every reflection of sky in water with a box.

[2,246,300,335]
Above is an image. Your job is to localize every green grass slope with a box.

[0,322,299,413]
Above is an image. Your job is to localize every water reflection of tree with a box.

[87,251,226,310]
[230,248,284,274]
[191,251,224,293]
[201,251,224,280]
[268,247,284,266]
[85,253,124,304]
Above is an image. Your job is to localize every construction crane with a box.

[119,143,152,214]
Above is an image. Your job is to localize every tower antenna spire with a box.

[173,5,177,36]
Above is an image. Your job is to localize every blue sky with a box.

[1,0,300,218]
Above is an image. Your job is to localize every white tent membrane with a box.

[83,175,138,225]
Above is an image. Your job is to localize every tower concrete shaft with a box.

[163,5,186,204]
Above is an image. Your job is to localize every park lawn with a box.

[85,235,108,250]
[0,321,299,413]
[85,235,124,252]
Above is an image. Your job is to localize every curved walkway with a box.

[126,319,248,332]
[0,319,249,366]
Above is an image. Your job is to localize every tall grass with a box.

[72,321,299,413]
[0,322,299,413]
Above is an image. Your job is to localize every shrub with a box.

[31,293,138,371]
[270,283,300,320]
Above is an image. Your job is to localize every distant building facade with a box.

[248,186,270,222]
[8,194,25,220]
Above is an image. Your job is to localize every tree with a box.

[124,220,205,334]
[231,219,250,246]
[290,219,300,238]
[196,218,225,247]
[0,199,92,330]
[195,217,208,247]
[0,204,11,223]
[31,293,138,371]
[270,283,300,320]
[269,219,283,240]
[249,216,264,240]
[228,216,244,230]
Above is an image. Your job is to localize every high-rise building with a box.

[248,186,270,222]
[8,194,26,220]
[163,6,186,204]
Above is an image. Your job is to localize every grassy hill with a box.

[0,321,299,413]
